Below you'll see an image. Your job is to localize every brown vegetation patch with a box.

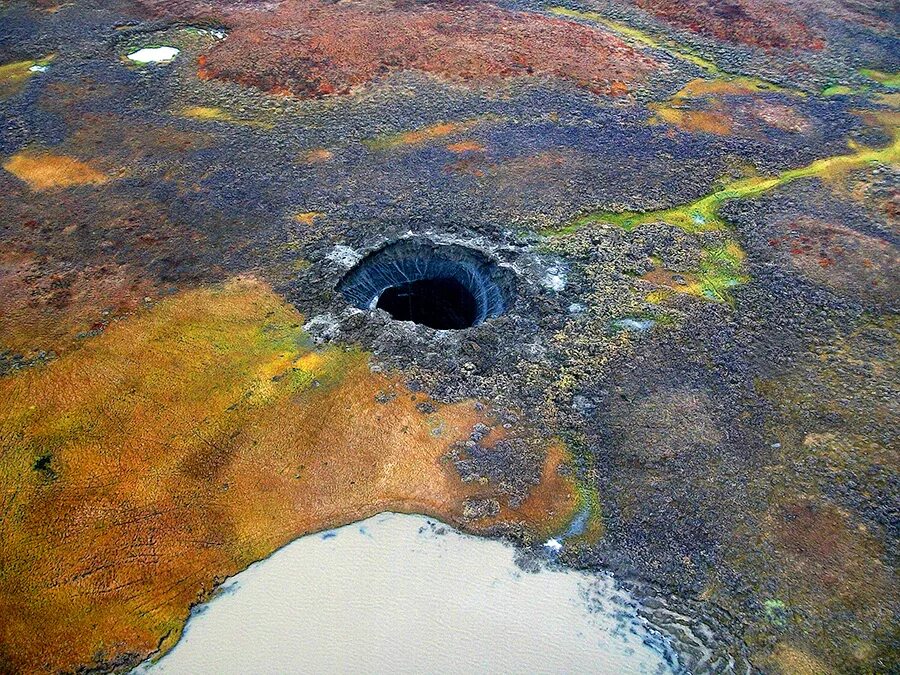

[765,643,832,675]
[138,0,662,98]
[0,248,156,359]
[62,113,215,176]
[767,497,893,623]
[301,148,334,163]
[778,501,856,565]
[766,216,899,305]
[631,0,824,51]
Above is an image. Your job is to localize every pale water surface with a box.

[126,47,180,63]
[136,513,676,674]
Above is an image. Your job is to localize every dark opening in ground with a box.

[376,277,478,330]
[337,239,514,331]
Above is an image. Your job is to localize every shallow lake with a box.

[135,513,677,674]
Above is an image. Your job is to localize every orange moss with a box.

[3,151,107,190]
[488,440,580,535]
[302,148,334,162]
[0,277,578,673]
[447,140,486,153]
[366,120,482,150]
[294,211,324,225]
[642,267,701,294]
[652,106,733,135]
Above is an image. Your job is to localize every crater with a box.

[338,240,512,330]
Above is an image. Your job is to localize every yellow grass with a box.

[3,151,107,190]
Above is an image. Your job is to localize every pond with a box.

[135,513,677,674]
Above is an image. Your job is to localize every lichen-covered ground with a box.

[0,0,897,673]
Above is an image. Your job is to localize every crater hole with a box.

[337,239,513,331]
[376,277,478,330]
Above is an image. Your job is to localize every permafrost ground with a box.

[0,0,898,673]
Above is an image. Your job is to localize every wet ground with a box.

[0,0,897,673]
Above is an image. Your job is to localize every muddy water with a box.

[136,513,677,674]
